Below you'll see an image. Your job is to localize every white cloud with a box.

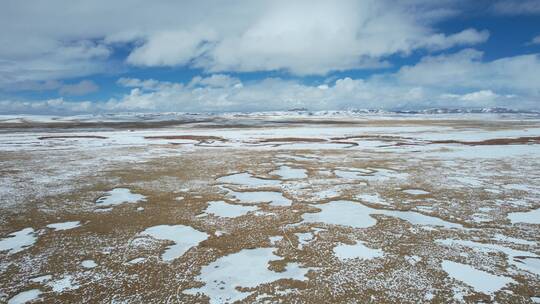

[440,90,515,104]
[189,74,241,88]
[0,79,535,115]
[0,40,110,87]
[117,77,181,91]
[0,0,489,83]
[58,80,99,96]
[126,29,216,66]
[530,35,540,45]
[396,49,540,93]
[142,1,487,75]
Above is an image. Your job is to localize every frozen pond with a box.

[508,208,540,224]
[95,188,146,207]
[139,225,208,261]
[271,165,307,179]
[442,260,515,294]
[184,247,311,303]
[333,241,384,260]
[302,200,463,229]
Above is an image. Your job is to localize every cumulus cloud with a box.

[396,49,540,93]
[1,1,537,113]
[440,90,516,104]
[530,35,540,45]
[126,29,216,67]
[5,66,537,115]
[0,0,489,84]
[126,1,488,75]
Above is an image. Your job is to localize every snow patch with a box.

[0,228,37,254]
[46,221,81,231]
[442,260,515,294]
[184,247,311,303]
[271,165,307,179]
[204,201,257,218]
[508,208,540,225]
[333,241,384,260]
[81,260,97,269]
[8,289,42,304]
[139,225,208,261]
[95,188,146,207]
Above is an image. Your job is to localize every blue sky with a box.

[1,0,539,114]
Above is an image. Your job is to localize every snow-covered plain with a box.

[1,112,539,303]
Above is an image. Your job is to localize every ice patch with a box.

[302,201,378,229]
[295,232,313,249]
[48,275,79,293]
[471,213,492,223]
[217,172,280,187]
[29,275,52,283]
[204,201,257,218]
[335,170,367,179]
[96,188,146,207]
[269,236,283,245]
[355,193,389,206]
[8,289,42,304]
[139,225,209,261]
[81,260,97,269]
[406,255,422,265]
[492,234,536,246]
[128,257,146,264]
[442,260,515,294]
[226,189,292,207]
[0,228,37,254]
[362,168,409,183]
[333,241,384,260]
[508,208,540,224]
[503,184,533,192]
[402,189,430,195]
[184,248,311,303]
[46,221,81,231]
[271,165,307,179]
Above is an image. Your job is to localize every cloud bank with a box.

[0,1,538,113]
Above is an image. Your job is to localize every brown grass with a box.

[430,136,540,146]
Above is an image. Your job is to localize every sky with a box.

[1,0,540,114]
